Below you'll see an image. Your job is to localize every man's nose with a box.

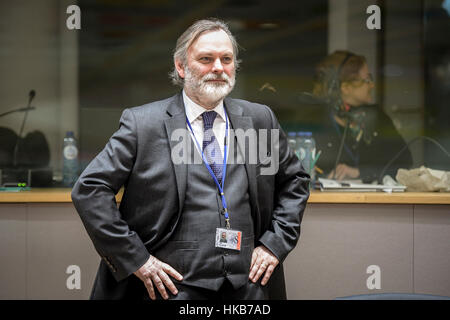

[212,58,224,73]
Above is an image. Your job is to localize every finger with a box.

[152,274,169,300]
[158,270,178,296]
[163,263,183,281]
[249,262,258,280]
[144,278,156,300]
[249,251,263,279]
[252,261,268,283]
[261,264,275,286]
[335,166,344,180]
[327,170,334,179]
[337,169,347,180]
[250,249,258,272]
[332,169,340,179]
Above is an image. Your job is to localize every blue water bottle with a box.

[62,131,79,187]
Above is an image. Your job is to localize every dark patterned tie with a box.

[202,111,223,184]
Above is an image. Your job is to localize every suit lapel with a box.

[224,98,260,225]
[164,93,188,213]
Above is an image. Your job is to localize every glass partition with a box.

[0,0,448,189]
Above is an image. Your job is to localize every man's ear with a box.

[175,59,185,79]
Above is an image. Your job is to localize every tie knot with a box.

[202,111,217,131]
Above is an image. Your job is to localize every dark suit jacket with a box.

[71,92,310,299]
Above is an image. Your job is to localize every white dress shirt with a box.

[183,90,230,160]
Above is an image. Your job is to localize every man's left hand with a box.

[249,245,279,285]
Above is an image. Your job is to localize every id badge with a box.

[215,228,242,251]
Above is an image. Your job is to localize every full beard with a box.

[184,66,235,108]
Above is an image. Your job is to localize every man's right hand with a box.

[133,255,183,300]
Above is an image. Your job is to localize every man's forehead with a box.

[189,29,234,55]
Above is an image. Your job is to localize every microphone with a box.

[12,90,36,167]
[28,90,36,105]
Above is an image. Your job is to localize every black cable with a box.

[12,91,36,167]
[378,136,450,182]
[0,107,35,118]
[332,121,349,179]
[12,110,30,167]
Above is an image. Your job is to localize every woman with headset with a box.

[311,50,412,183]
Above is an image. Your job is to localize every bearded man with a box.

[71,18,310,300]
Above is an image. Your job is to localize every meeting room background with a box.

[0,0,449,300]
[1,0,449,180]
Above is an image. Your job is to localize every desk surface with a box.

[0,188,449,204]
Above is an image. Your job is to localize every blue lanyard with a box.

[186,108,231,228]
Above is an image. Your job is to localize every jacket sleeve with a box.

[258,107,311,263]
[71,109,150,282]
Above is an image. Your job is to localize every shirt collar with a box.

[183,90,226,124]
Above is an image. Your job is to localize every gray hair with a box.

[169,18,241,87]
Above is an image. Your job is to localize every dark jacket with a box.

[71,92,310,299]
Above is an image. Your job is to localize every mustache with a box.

[201,73,231,84]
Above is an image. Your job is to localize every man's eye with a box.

[222,57,232,63]
[199,57,211,62]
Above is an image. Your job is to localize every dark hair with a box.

[313,50,367,100]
